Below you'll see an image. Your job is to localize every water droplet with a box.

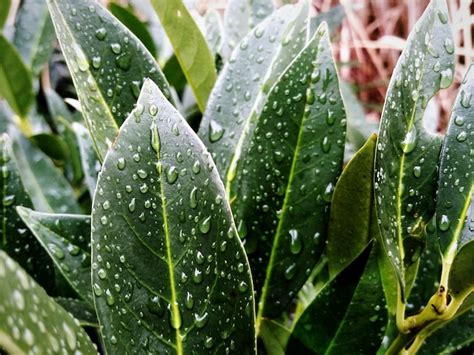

[199,216,211,234]
[321,136,331,153]
[209,120,224,142]
[461,90,472,108]
[148,296,164,316]
[128,198,136,212]
[289,229,302,254]
[413,166,421,178]
[166,166,178,184]
[456,131,467,142]
[3,195,15,206]
[117,158,126,170]
[98,269,107,279]
[150,121,160,155]
[440,68,453,89]
[326,109,335,125]
[444,38,454,54]
[190,187,198,209]
[110,43,122,54]
[401,125,417,153]
[323,182,334,202]
[439,214,450,231]
[192,161,201,174]
[95,28,107,40]
[192,268,203,283]
[48,243,65,260]
[238,281,248,292]
[437,10,448,24]
[194,311,209,328]
[185,292,194,309]
[284,262,297,280]
[454,116,465,126]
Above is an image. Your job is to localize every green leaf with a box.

[0,133,55,290]
[30,133,70,161]
[374,0,454,297]
[287,244,387,354]
[13,0,55,76]
[258,319,290,355]
[0,0,11,30]
[436,65,474,263]
[327,134,376,278]
[91,79,255,353]
[448,240,474,300]
[9,129,81,214]
[0,35,33,118]
[163,55,187,95]
[0,250,96,354]
[54,297,98,328]
[109,3,157,57]
[222,0,273,57]
[47,0,173,162]
[17,207,92,305]
[226,23,346,321]
[198,2,308,180]
[72,122,99,197]
[151,0,216,113]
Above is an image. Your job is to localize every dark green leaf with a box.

[72,122,99,197]
[0,133,55,290]
[151,0,216,113]
[10,128,81,214]
[0,250,96,354]
[327,134,376,277]
[54,297,98,328]
[0,35,33,118]
[436,65,474,263]
[258,319,290,355]
[448,240,474,300]
[198,2,308,180]
[91,80,255,353]
[163,55,187,95]
[47,0,173,162]
[287,244,387,354]
[0,0,11,30]
[13,0,55,76]
[31,133,70,161]
[374,0,454,297]
[225,23,346,321]
[109,3,157,57]
[222,0,273,58]
[17,207,92,304]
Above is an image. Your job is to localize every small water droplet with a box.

[439,214,450,231]
[209,120,224,142]
[289,229,302,254]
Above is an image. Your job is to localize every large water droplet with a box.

[209,120,224,143]
[439,214,450,231]
[289,229,302,254]
[401,125,417,154]
[199,216,211,234]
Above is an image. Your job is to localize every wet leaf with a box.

[13,0,55,76]
[448,240,474,300]
[9,129,81,214]
[222,0,273,58]
[151,0,216,113]
[226,23,346,321]
[287,244,386,354]
[327,134,376,278]
[17,207,92,305]
[54,297,98,328]
[72,122,100,197]
[374,0,454,298]
[309,5,345,35]
[0,35,33,118]
[109,3,157,57]
[436,65,474,263]
[91,79,255,353]
[204,9,224,56]
[0,133,55,290]
[258,319,290,355]
[0,250,96,354]
[48,0,172,162]
[198,2,308,181]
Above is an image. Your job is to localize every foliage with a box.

[0,0,472,354]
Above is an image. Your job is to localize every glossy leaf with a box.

[226,24,346,321]
[436,65,474,262]
[222,0,273,58]
[258,319,290,355]
[287,244,387,354]
[9,129,81,214]
[55,297,98,328]
[47,0,172,162]
[448,240,474,300]
[0,250,96,354]
[31,133,70,161]
[0,0,11,30]
[151,0,216,113]
[0,133,55,290]
[13,0,55,76]
[374,0,454,297]
[91,80,255,353]
[109,3,157,57]
[72,122,100,197]
[17,207,92,304]
[198,2,308,180]
[0,35,33,118]
[327,134,376,277]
